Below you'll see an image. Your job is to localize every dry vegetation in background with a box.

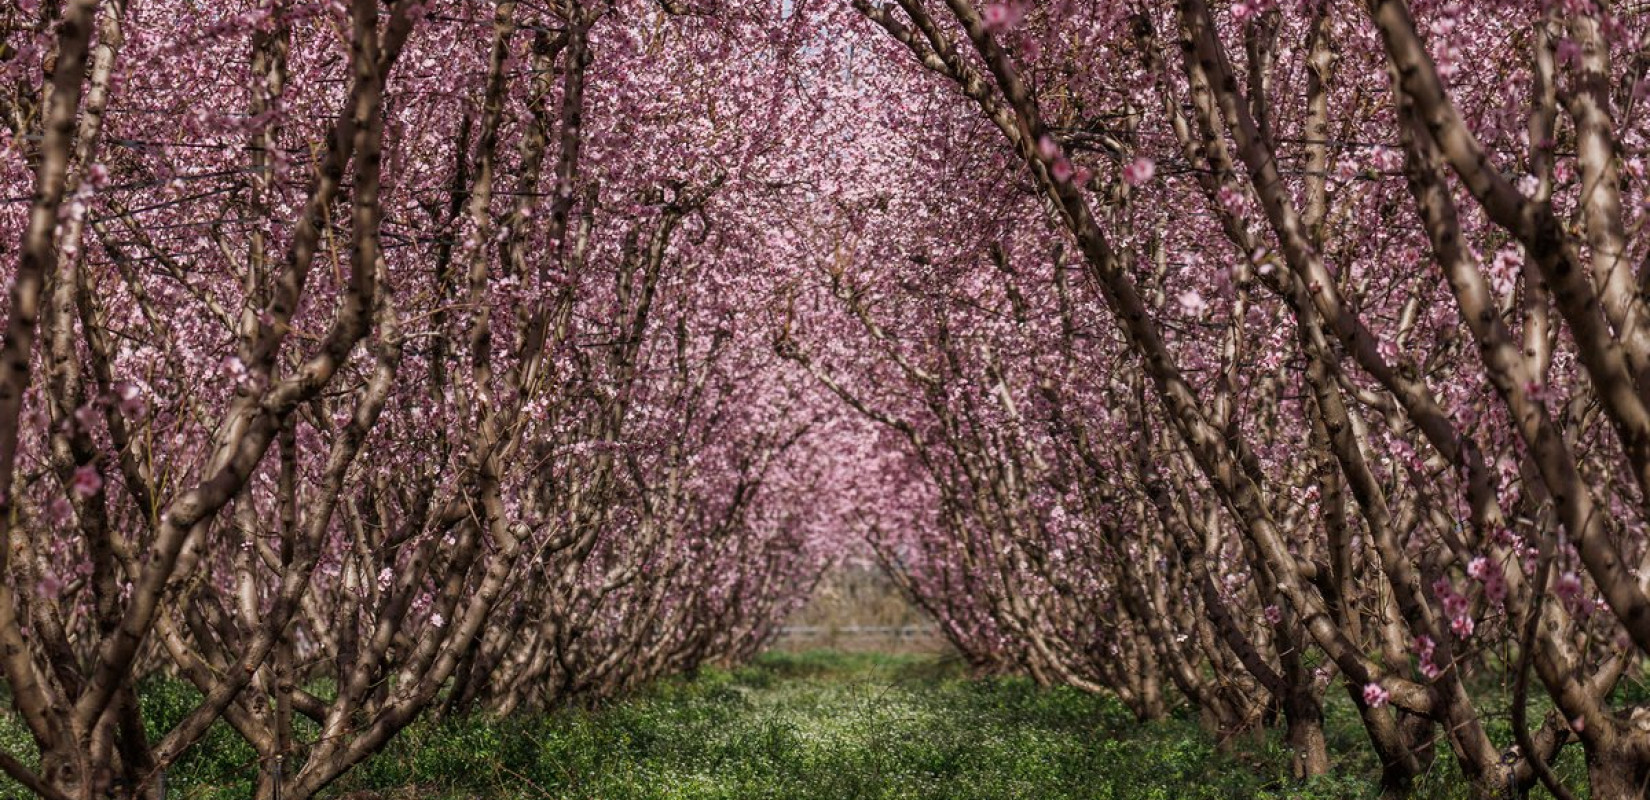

[773,567,948,654]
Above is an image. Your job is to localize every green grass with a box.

[0,651,1596,799]
[324,650,1585,800]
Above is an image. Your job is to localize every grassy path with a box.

[322,651,1383,800]
[73,650,1589,799]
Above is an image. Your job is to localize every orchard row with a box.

[8,1,1650,799]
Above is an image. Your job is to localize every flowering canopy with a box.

[9,0,1650,798]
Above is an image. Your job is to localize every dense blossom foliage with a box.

[11,0,1650,798]
[793,0,1650,797]
[0,1,859,797]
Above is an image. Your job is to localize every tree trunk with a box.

[1284,689,1330,779]
[1587,744,1649,800]
[1135,644,1167,722]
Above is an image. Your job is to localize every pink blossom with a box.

[1482,572,1507,605]
[1036,135,1060,162]
[22,404,48,433]
[982,3,1026,34]
[1556,38,1582,67]
[1554,572,1583,601]
[73,403,100,433]
[46,498,74,525]
[1414,636,1442,680]
[35,574,63,599]
[1466,556,1491,581]
[1123,156,1155,187]
[1177,290,1209,316]
[112,382,147,418]
[1450,615,1474,638]
[71,465,102,499]
[1488,247,1521,296]
[1263,604,1282,625]
[1368,146,1403,172]
[222,355,248,380]
[1231,0,1279,23]
[1363,682,1390,709]
[1217,185,1243,213]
